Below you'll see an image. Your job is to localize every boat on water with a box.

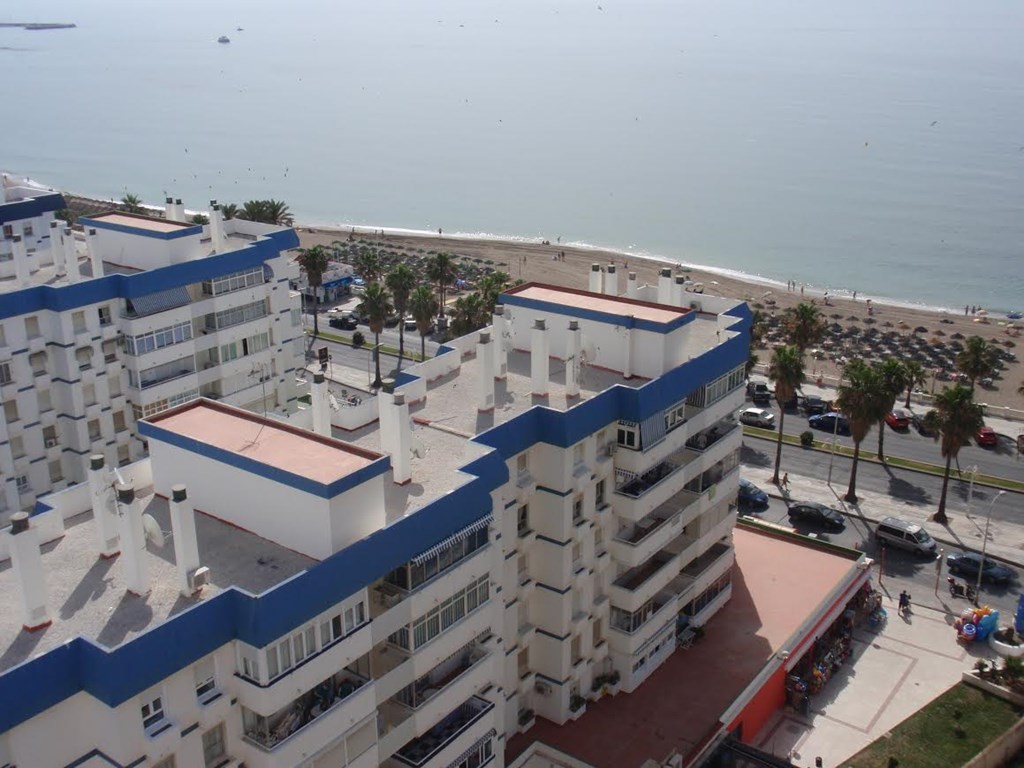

[217,35,230,44]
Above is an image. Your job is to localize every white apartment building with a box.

[0,269,751,768]
[0,184,304,518]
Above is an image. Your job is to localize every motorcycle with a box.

[948,577,977,601]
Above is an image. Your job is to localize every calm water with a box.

[4,0,1023,311]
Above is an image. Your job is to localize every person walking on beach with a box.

[800,284,804,296]
[852,290,857,301]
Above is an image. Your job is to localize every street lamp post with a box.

[976,490,1007,605]
[826,410,840,486]
[965,465,979,518]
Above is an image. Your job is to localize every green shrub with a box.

[800,430,815,448]
[352,331,366,348]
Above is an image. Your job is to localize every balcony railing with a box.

[242,670,369,752]
[614,509,679,547]
[396,638,490,710]
[615,459,683,499]
[685,421,739,453]
[610,591,675,635]
[393,696,494,767]
[613,552,674,592]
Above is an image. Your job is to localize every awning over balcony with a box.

[640,413,666,451]
[411,515,492,566]
[127,285,191,317]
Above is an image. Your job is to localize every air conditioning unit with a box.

[534,681,552,696]
[45,438,58,448]
[189,566,212,592]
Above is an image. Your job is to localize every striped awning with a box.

[411,515,492,566]
[640,413,666,450]
[449,729,497,767]
[127,285,191,317]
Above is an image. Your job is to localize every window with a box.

[16,475,29,494]
[4,399,19,423]
[0,324,6,347]
[140,694,165,730]
[388,519,489,592]
[76,346,93,370]
[573,495,584,523]
[98,305,112,326]
[22,223,33,237]
[48,460,63,483]
[517,504,530,536]
[201,266,263,296]
[571,543,582,570]
[0,361,11,385]
[29,351,46,376]
[683,570,733,617]
[10,436,25,459]
[207,299,268,331]
[38,389,52,412]
[195,657,217,701]
[88,419,101,441]
[319,600,366,648]
[201,723,226,767]
[113,411,127,432]
[616,422,638,449]
[293,625,315,663]
[665,401,687,432]
[122,321,193,356]
[102,339,118,363]
[72,311,87,333]
[83,384,96,406]
[517,452,528,477]
[240,650,260,682]
[573,442,584,467]
[407,576,489,650]
[595,479,606,507]
[450,736,493,768]
[24,316,39,339]
[109,376,122,398]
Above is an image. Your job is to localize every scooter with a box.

[948,577,977,601]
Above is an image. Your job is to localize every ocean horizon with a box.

[4,0,1023,312]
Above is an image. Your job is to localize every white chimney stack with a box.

[86,228,103,278]
[604,264,618,296]
[477,331,496,412]
[391,393,412,484]
[492,305,508,379]
[88,454,120,558]
[657,268,673,305]
[164,197,175,221]
[622,325,634,379]
[169,485,201,597]
[565,321,581,398]
[4,513,52,631]
[588,263,603,294]
[531,319,550,398]
[311,373,331,436]
[115,481,150,596]
[209,201,226,253]
[674,274,687,306]
[48,221,66,275]
[10,235,31,287]
[626,271,638,298]
[173,198,185,222]
[63,227,80,284]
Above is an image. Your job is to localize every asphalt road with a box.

[740,494,1021,621]
[744,398,1023,479]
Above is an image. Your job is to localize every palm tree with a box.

[836,359,886,503]
[875,358,909,463]
[409,285,438,360]
[451,293,486,337]
[923,385,984,524]
[903,360,927,408]
[355,251,383,284]
[121,193,143,214]
[783,302,827,353]
[386,264,417,362]
[478,271,511,316]
[427,252,458,318]
[296,245,330,336]
[767,346,804,485]
[358,283,391,388]
[238,199,293,226]
[956,336,996,392]
[190,213,209,225]
[220,202,239,220]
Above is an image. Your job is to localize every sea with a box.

[3,0,1023,313]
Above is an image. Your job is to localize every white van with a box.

[875,517,937,556]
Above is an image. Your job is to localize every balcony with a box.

[392,696,494,767]
[609,550,679,613]
[615,459,681,499]
[684,420,738,454]
[394,638,491,712]
[242,670,369,752]
[613,551,674,592]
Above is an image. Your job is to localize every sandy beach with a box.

[304,226,1024,419]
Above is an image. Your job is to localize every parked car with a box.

[405,315,434,334]
[800,395,828,416]
[976,426,998,447]
[911,412,935,437]
[808,412,850,436]
[737,478,769,510]
[875,516,937,556]
[747,380,773,406]
[787,502,846,531]
[329,313,359,330]
[739,408,776,429]
[884,409,911,430]
[946,552,1015,584]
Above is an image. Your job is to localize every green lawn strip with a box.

[843,683,1021,768]
[308,330,426,363]
[743,427,1024,493]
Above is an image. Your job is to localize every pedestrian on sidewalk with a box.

[898,590,911,616]
[781,472,789,489]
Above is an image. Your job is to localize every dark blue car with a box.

[738,478,769,510]
[809,412,850,436]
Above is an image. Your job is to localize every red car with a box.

[976,426,998,447]
[885,409,910,430]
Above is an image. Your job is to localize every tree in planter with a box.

[357,283,391,388]
[569,694,586,712]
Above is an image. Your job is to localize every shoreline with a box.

[296,223,1024,418]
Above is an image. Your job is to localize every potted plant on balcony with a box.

[569,694,587,720]
[606,669,621,695]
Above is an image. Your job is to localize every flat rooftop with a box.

[148,400,381,485]
[506,526,859,768]
[88,212,197,233]
[506,284,690,325]
[0,492,314,673]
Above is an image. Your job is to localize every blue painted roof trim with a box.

[0,192,66,226]
[137,419,390,499]
[82,215,203,241]
[501,291,694,334]
[0,303,748,733]
[0,228,298,322]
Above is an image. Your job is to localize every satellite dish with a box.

[142,514,165,548]
[328,393,340,411]
[411,436,426,459]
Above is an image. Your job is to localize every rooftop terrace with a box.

[86,212,198,234]
[505,284,690,325]
[0,492,314,674]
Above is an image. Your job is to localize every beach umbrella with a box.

[914,326,928,334]
[934,329,946,336]
[883,320,894,328]
[846,315,859,322]
[951,332,965,339]
[897,321,910,330]
[1005,340,1016,348]
[830,313,843,320]
[940,318,954,324]
[864,317,876,324]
